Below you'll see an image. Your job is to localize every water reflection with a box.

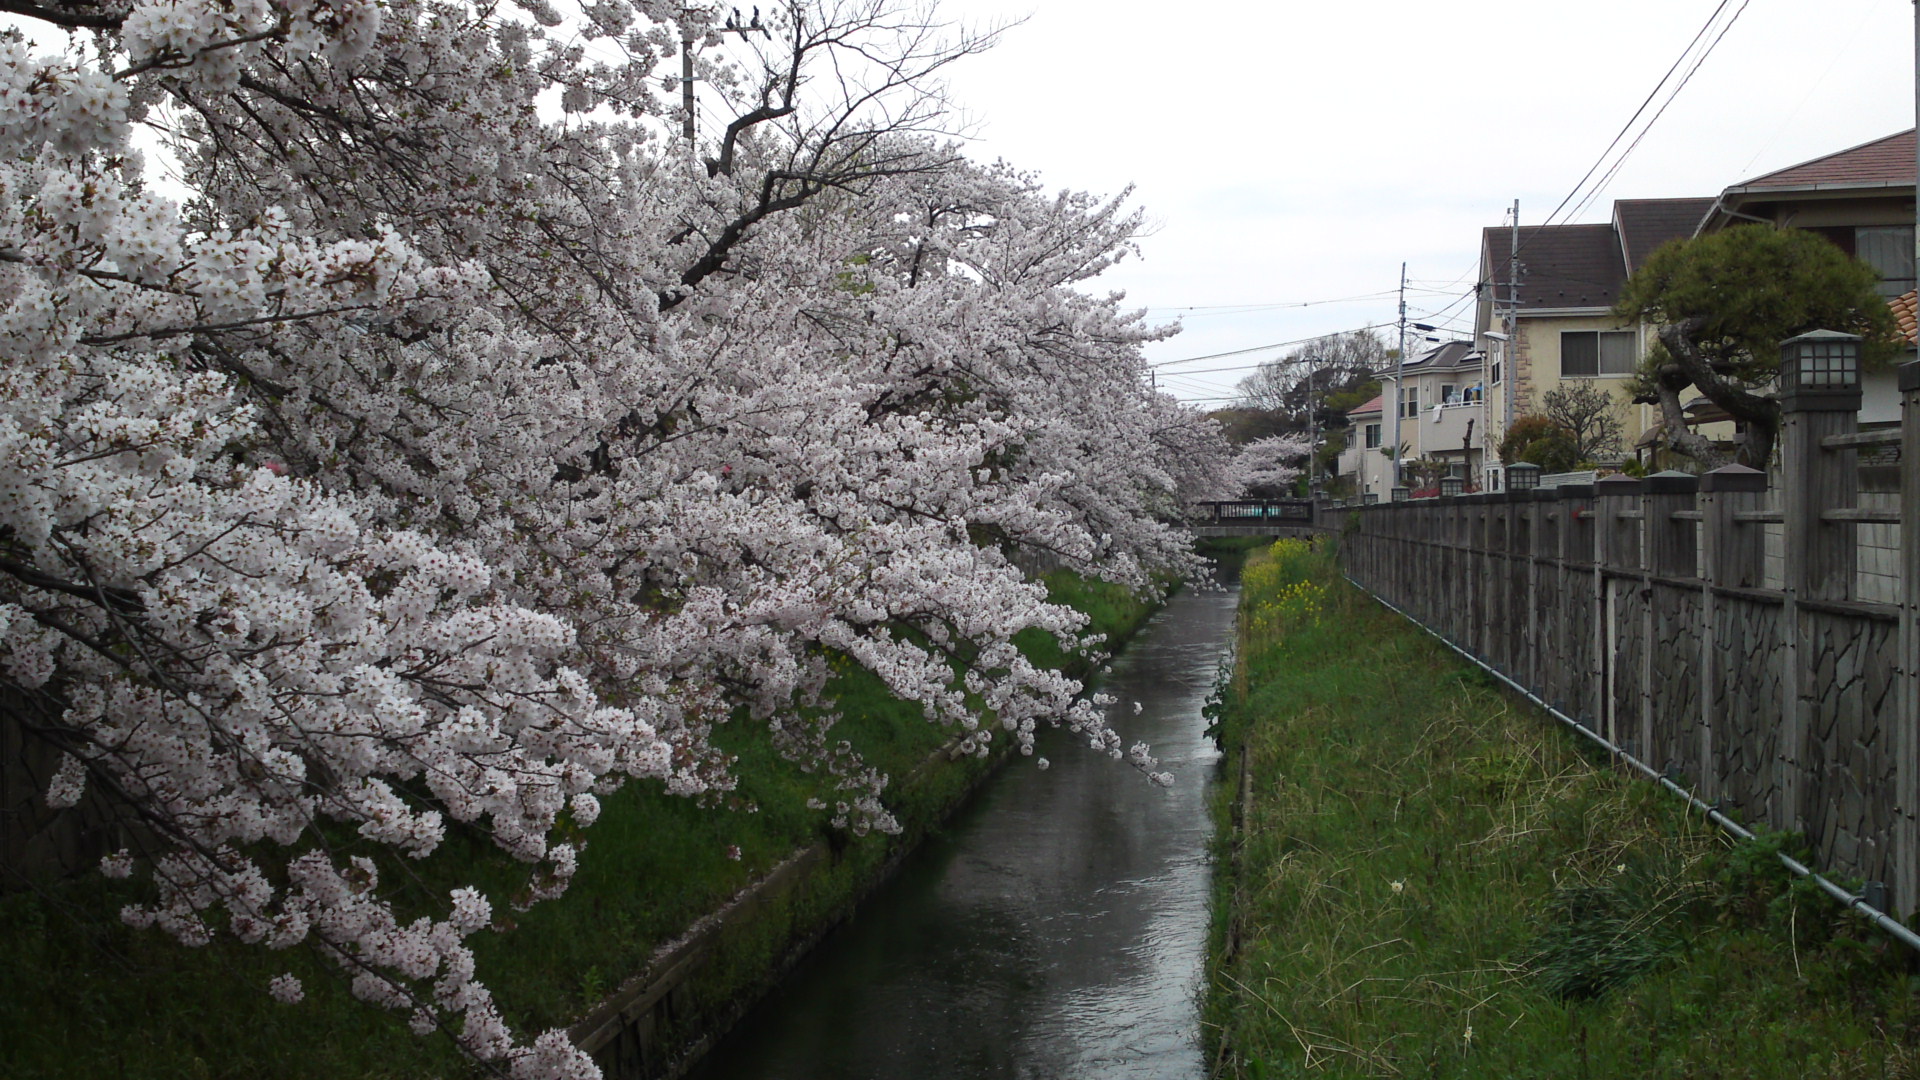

[686,578,1238,1080]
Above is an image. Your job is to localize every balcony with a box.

[1407,400,1481,457]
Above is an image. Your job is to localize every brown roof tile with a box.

[1736,129,1916,190]
[1347,395,1383,417]
[1483,223,1626,311]
[1613,197,1715,270]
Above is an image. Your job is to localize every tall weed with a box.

[1207,541,1918,1078]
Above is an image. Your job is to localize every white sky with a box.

[934,0,1918,406]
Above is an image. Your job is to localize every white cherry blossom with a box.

[1,0,1231,1073]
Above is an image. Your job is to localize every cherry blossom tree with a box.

[1225,434,1313,497]
[0,0,1228,1073]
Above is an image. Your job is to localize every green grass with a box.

[0,570,1157,1080]
[1206,538,1920,1079]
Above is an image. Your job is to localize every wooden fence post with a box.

[1644,470,1699,781]
[1643,470,1699,579]
[1899,360,1920,918]
[1698,464,1769,805]
[1443,494,1463,645]
[1520,491,1540,692]
[1471,496,1486,658]
[1594,474,1643,749]
[1557,483,1597,725]
[1699,465,1768,587]
[1777,353,1862,837]
[1535,488,1560,709]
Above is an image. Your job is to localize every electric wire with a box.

[1142,290,1400,315]
[1148,323,1396,368]
[1737,2,1879,176]
[1535,0,1734,233]
[1501,0,1755,290]
[1564,0,1754,226]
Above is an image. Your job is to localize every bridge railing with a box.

[1193,499,1315,525]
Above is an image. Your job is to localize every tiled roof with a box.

[1735,129,1916,190]
[1399,340,1480,373]
[1892,289,1917,346]
[1347,394,1383,417]
[1613,197,1715,269]
[1483,223,1626,310]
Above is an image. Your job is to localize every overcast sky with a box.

[934,0,1917,406]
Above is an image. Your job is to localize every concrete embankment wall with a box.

[571,739,1006,1078]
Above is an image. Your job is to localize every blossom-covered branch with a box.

[1,0,1229,1074]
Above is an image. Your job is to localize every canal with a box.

[686,573,1238,1079]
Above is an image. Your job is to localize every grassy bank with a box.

[1,570,1157,1080]
[1207,539,1919,1079]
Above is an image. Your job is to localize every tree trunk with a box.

[1655,321,1781,469]
[1648,368,1730,469]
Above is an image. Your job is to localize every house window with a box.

[1399,386,1419,419]
[1856,226,1916,298]
[1561,330,1636,377]
[1364,423,1382,449]
[1490,359,1502,385]
[1440,383,1458,404]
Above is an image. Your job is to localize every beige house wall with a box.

[1380,365,1484,479]
[1336,413,1391,501]
[1506,311,1654,462]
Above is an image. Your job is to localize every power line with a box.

[1536,0,1735,232]
[1501,0,1755,284]
[1564,0,1753,225]
[1147,323,1396,368]
[1156,359,1307,378]
[1142,290,1399,314]
[1737,2,1878,176]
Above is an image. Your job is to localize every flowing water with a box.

[685,574,1239,1080]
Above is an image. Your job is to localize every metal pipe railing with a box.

[1344,572,1920,954]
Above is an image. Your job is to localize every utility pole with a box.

[681,7,770,148]
[1504,199,1520,488]
[1308,364,1318,494]
[1393,262,1408,494]
[680,21,697,145]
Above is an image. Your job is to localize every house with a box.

[1334,394,1388,501]
[1474,196,1716,488]
[1695,128,1917,428]
[1373,339,1485,490]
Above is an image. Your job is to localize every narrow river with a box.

[686,574,1239,1080]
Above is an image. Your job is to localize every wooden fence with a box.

[1338,361,1920,918]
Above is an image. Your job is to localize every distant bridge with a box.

[1188,499,1321,538]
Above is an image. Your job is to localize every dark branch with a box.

[0,0,125,29]
[0,555,145,614]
